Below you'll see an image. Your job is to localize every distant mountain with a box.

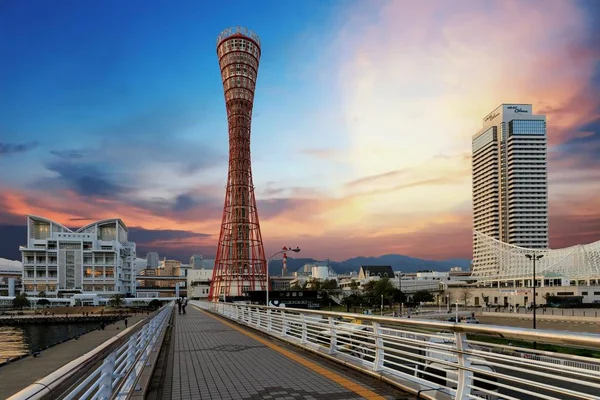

[268,254,471,275]
[1,242,471,277]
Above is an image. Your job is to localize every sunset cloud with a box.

[0,0,599,262]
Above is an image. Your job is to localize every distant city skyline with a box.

[1,0,599,261]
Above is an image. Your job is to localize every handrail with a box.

[8,303,174,400]
[196,301,600,400]
[217,303,600,348]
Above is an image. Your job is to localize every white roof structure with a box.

[472,230,600,281]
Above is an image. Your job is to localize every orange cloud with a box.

[1,2,599,262]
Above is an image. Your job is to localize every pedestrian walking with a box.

[124,318,128,329]
[177,298,182,315]
[182,298,187,315]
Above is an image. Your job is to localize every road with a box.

[477,315,599,333]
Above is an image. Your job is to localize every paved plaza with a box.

[160,306,411,400]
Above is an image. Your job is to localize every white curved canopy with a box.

[472,230,600,280]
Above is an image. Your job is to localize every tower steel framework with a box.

[209,27,267,300]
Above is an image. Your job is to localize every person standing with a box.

[124,318,128,329]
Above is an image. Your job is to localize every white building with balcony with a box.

[20,215,137,298]
[187,269,213,299]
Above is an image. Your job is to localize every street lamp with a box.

[455,300,459,323]
[266,246,301,307]
[396,271,403,316]
[525,253,544,330]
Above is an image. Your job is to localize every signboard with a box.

[506,105,529,114]
[498,289,531,296]
[247,290,320,309]
[484,112,500,122]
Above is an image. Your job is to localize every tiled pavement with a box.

[161,306,411,400]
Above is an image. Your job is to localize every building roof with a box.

[76,218,127,233]
[360,265,395,278]
[28,215,73,233]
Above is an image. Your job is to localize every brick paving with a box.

[163,306,411,400]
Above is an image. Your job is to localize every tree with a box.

[38,299,50,307]
[341,295,353,313]
[110,293,124,308]
[148,299,162,310]
[390,288,406,304]
[360,280,377,307]
[290,283,302,290]
[460,288,473,306]
[321,279,338,290]
[362,278,395,309]
[374,278,394,298]
[12,293,30,310]
[37,291,47,298]
[308,279,321,291]
[349,280,360,293]
[412,290,434,304]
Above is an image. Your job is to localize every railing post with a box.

[281,311,287,336]
[454,332,473,399]
[126,333,137,369]
[328,316,337,355]
[372,322,384,371]
[267,308,272,332]
[301,314,307,344]
[98,352,116,399]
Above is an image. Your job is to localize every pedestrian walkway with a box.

[161,305,412,400]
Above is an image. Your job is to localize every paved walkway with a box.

[0,312,149,399]
[162,306,411,400]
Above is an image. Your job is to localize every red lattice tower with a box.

[209,27,266,301]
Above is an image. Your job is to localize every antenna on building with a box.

[282,246,288,277]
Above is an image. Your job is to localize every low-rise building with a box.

[188,269,213,299]
[20,215,136,298]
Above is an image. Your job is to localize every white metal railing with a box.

[195,301,600,400]
[9,303,173,400]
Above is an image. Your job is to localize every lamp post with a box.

[455,300,459,323]
[446,294,450,312]
[381,294,384,316]
[397,271,403,316]
[525,253,544,330]
[266,246,301,307]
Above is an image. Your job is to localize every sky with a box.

[1,0,599,262]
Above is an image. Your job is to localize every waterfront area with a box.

[0,322,100,361]
[0,306,139,363]
[0,312,148,399]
